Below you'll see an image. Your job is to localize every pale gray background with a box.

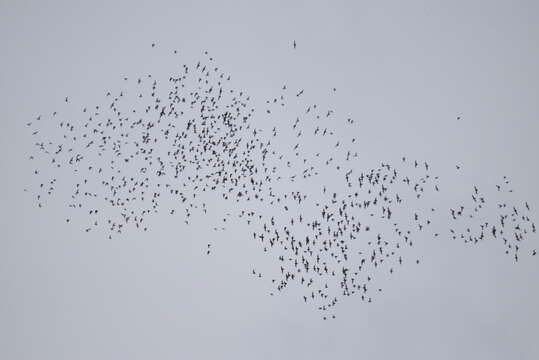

[1,1,539,359]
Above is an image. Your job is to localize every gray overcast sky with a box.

[1,1,539,359]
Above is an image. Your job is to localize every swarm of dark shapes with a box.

[26,46,537,320]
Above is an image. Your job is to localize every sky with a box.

[1,1,539,359]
